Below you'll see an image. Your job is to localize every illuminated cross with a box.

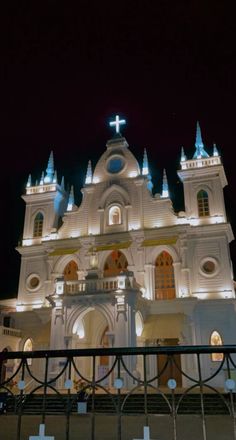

[29,424,54,440]
[109,115,126,134]
[133,426,157,440]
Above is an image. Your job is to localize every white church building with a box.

[0,116,235,388]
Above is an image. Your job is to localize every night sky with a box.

[1,2,236,298]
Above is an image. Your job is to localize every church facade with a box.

[0,116,235,388]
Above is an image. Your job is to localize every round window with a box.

[200,257,219,277]
[202,261,215,274]
[26,274,41,291]
[107,156,124,174]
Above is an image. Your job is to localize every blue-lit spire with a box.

[44,151,54,183]
[180,147,187,162]
[26,174,32,188]
[213,143,219,157]
[85,160,92,184]
[67,186,75,211]
[142,148,149,175]
[193,121,209,159]
[40,171,44,185]
[161,169,169,198]
[61,176,65,191]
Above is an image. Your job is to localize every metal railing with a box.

[1,345,236,440]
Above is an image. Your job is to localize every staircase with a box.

[5,393,234,415]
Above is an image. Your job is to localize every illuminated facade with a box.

[0,117,235,388]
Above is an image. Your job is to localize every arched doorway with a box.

[72,308,111,383]
[103,250,128,277]
[63,260,78,281]
[155,251,176,299]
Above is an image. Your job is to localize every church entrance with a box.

[157,339,182,387]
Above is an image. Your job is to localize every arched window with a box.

[155,251,176,299]
[33,212,44,237]
[63,260,78,281]
[197,190,210,217]
[103,250,128,277]
[109,206,121,225]
[210,330,223,362]
[23,338,33,365]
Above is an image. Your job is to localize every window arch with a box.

[23,338,33,365]
[197,190,210,217]
[155,251,176,299]
[210,330,223,362]
[33,212,44,237]
[108,206,121,225]
[63,260,78,281]
[103,250,128,277]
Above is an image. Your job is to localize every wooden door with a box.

[157,339,182,387]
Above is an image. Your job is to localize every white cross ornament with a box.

[29,424,54,440]
[133,426,157,440]
[109,114,126,133]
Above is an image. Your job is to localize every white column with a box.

[144,264,155,300]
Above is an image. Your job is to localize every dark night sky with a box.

[0,2,236,298]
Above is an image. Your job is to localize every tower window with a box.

[197,190,210,217]
[109,206,121,225]
[63,260,78,281]
[210,330,223,362]
[155,251,176,299]
[33,212,44,237]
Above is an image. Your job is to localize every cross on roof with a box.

[133,426,157,440]
[29,424,54,440]
[109,115,126,134]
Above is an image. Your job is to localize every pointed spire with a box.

[61,176,65,191]
[44,151,54,183]
[180,147,186,162]
[193,121,209,159]
[26,174,32,188]
[67,186,75,211]
[40,171,44,185]
[142,148,149,176]
[53,170,57,183]
[85,160,92,184]
[161,169,169,198]
[213,143,219,157]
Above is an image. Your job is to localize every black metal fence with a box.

[1,345,236,440]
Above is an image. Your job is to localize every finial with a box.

[67,186,75,211]
[85,160,93,184]
[109,115,126,135]
[213,143,219,157]
[40,172,44,185]
[53,170,57,183]
[180,147,186,162]
[44,151,54,183]
[26,174,32,188]
[61,176,65,191]
[142,148,149,175]
[193,121,209,159]
[161,169,169,198]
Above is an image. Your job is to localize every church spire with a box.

[193,121,209,159]
[161,169,169,198]
[142,148,149,176]
[44,151,54,183]
[67,185,75,211]
[85,160,93,184]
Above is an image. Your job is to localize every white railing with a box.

[181,156,221,169]
[64,275,134,295]
[0,326,22,337]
